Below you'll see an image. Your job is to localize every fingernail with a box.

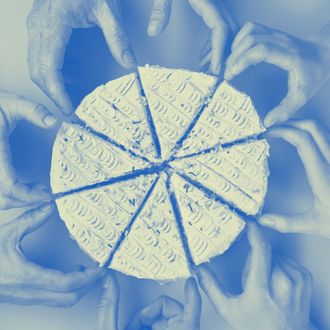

[259,216,274,227]
[44,115,58,126]
[40,203,53,212]
[264,115,276,128]
[212,63,221,76]
[148,22,161,36]
[122,50,137,65]
[224,68,233,81]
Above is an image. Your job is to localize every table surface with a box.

[0,1,330,329]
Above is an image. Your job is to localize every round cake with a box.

[50,65,269,281]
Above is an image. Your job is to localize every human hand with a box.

[0,203,105,306]
[259,120,330,238]
[125,278,201,330]
[0,91,58,210]
[197,223,313,330]
[147,0,237,75]
[27,0,136,115]
[225,21,330,127]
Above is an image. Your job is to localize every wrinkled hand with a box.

[197,223,313,330]
[0,91,57,210]
[126,278,201,330]
[225,21,330,127]
[0,203,105,306]
[27,0,136,115]
[147,0,237,75]
[259,120,330,238]
[95,274,200,330]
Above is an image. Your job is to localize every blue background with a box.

[0,0,330,329]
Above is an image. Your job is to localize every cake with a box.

[50,65,269,281]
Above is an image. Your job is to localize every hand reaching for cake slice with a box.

[95,273,201,330]
[0,203,105,306]
[225,21,330,127]
[197,223,314,330]
[147,0,237,75]
[259,120,330,238]
[0,91,57,210]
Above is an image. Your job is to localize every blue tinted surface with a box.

[0,0,330,329]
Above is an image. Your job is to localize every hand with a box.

[0,91,57,210]
[0,203,105,306]
[27,0,136,115]
[225,21,330,127]
[197,223,314,330]
[147,0,237,75]
[259,119,330,238]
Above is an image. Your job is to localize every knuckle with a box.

[110,26,128,43]
[301,119,318,132]
[97,297,112,309]
[244,21,257,32]
[255,44,269,56]
[152,2,169,18]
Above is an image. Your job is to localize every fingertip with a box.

[43,114,58,127]
[121,50,137,68]
[40,202,54,213]
[258,215,275,228]
[185,277,198,298]
[147,22,162,36]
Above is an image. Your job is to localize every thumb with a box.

[148,0,173,36]
[13,97,58,129]
[264,91,305,128]
[97,272,119,330]
[258,211,317,234]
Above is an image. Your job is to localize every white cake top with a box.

[51,65,269,281]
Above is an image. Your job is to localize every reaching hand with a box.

[0,203,105,306]
[0,91,58,210]
[225,21,330,127]
[197,223,313,330]
[27,0,136,115]
[259,119,330,238]
[147,0,237,75]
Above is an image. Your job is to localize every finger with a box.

[4,96,58,128]
[125,296,183,330]
[224,42,293,81]
[227,34,281,73]
[23,261,106,293]
[231,21,270,52]
[189,0,229,75]
[148,0,173,36]
[286,119,330,163]
[199,36,211,60]
[39,23,73,115]
[2,285,92,307]
[97,272,119,330]
[196,264,229,311]
[94,2,136,69]
[3,183,51,207]
[270,263,294,307]
[183,278,202,327]
[259,210,319,235]
[200,51,212,69]
[267,126,330,190]
[244,222,271,292]
[263,90,307,127]
[278,257,313,312]
[12,203,54,239]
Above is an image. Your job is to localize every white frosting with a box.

[110,174,190,280]
[50,123,150,193]
[138,66,217,159]
[50,65,270,281]
[176,81,265,157]
[170,173,245,265]
[171,140,269,215]
[56,175,157,266]
[76,73,157,161]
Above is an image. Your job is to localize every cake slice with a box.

[76,73,157,161]
[51,123,151,194]
[56,175,157,266]
[171,140,269,215]
[138,65,217,159]
[110,174,191,280]
[170,173,245,265]
[176,81,265,157]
